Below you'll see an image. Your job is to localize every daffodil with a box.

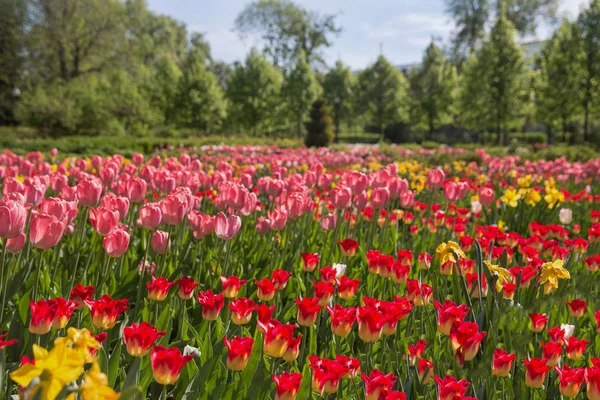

[540,259,570,294]
[436,241,467,264]
[500,188,521,208]
[54,328,102,362]
[484,261,512,293]
[544,188,565,209]
[81,361,121,400]
[524,189,541,206]
[10,342,85,400]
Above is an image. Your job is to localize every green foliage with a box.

[149,55,183,124]
[356,55,409,137]
[0,0,26,124]
[281,54,320,137]
[174,57,227,133]
[322,60,356,142]
[304,97,334,147]
[226,49,284,135]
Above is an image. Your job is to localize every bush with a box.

[305,98,334,147]
[511,132,547,145]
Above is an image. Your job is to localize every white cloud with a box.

[360,13,454,41]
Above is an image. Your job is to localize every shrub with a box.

[304,98,335,147]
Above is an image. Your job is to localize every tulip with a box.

[399,190,415,208]
[418,359,434,384]
[559,208,572,225]
[371,187,390,209]
[566,336,588,360]
[260,320,296,358]
[523,358,551,388]
[408,340,427,365]
[126,178,147,203]
[0,332,17,350]
[529,313,548,333]
[308,356,348,394]
[28,300,55,335]
[146,276,175,301]
[586,363,600,400]
[313,281,335,306]
[70,284,95,310]
[160,193,189,225]
[103,229,130,258]
[337,238,359,257]
[150,346,194,385]
[255,278,276,301]
[77,178,103,207]
[321,213,337,230]
[417,252,433,270]
[50,297,77,329]
[6,232,26,253]
[151,230,170,255]
[139,203,162,230]
[427,169,445,190]
[176,277,198,300]
[565,299,587,318]
[547,326,566,342]
[268,208,288,231]
[434,300,469,336]
[282,335,302,362]
[450,321,487,366]
[362,369,396,400]
[407,279,433,306]
[272,372,302,400]
[224,336,254,371]
[331,186,352,209]
[357,306,384,342]
[295,297,322,327]
[479,187,494,206]
[434,375,469,400]
[30,212,67,250]
[272,269,292,290]
[229,298,258,325]
[123,322,166,357]
[221,275,247,298]
[214,212,241,239]
[257,304,275,330]
[256,217,271,235]
[300,252,319,272]
[100,193,130,221]
[337,276,360,299]
[491,348,516,377]
[85,294,129,330]
[89,207,119,236]
[555,365,584,398]
[196,290,224,321]
[319,266,337,283]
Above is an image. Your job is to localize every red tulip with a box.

[406,279,433,306]
[259,320,296,358]
[28,300,54,335]
[76,178,102,207]
[175,277,198,300]
[381,298,413,335]
[408,340,427,365]
[327,305,356,337]
[229,298,258,325]
[566,336,588,360]
[391,262,410,284]
[547,326,566,343]
[214,212,241,239]
[434,375,469,400]
[272,371,302,400]
[529,313,548,333]
[565,299,587,318]
[337,239,359,257]
[434,300,469,336]
[150,345,194,385]
[308,355,349,394]
[357,306,384,343]
[418,359,433,384]
[6,232,26,253]
[491,348,516,377]
[30,212,66,250]
[151,230,170,255]
[146,276,175,301]
[103,229,130,258]
[362,369,397,400]
[123,322,166,357]
[450,321,487,366]
[272,269,292,290]
[255,278,276,301]
[523,358,551,388]
[555,365,584,398]
[70,284,95,310]
[257,304,276,332]
[221,275,247,298]
[89,206,119,236]
[337,276,360,299]
[139,203,162,230]
[319,266,337,283]
[223,336,254,371]
[295,297,322,327]
[586,361,600,400]
[0,332,17,349]
[282,334,302,362]
[195,290,224,321]
[85,294,128,330]
[50,297,77,329]
[313,281,335,306]
[301,252,319,272]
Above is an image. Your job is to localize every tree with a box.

[322,61,356,142]
[305,97,334,147]
[233,0,341,68]
[457,52,490,139]
[576,0,600,142]
[149,54,182,124]
[226,49,284,135]
[356,55,410,140]
[26,0,127,81]
[174,55,227,133]
[445,0,558,56]
[0,0,27,124]
[409,42,458,140]
[535,20,583,143]
[281,54,320,137]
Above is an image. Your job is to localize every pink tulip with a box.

[139,203,162,230]
[50,148,58,157]
[60,186,78,202]
[132,153,144,166]
[103,229,130,258]
[317,173,333,189]
[77,178,103,207]
[268,208,288,231]
[444,182,459,202]
[24,180,46,206]
[151,230,170,255]
[321,213,338,231]
[427,169,445,190]
[38,198,69,221]
[346,171,368,195]
[371,187,390,209]
[126,178,147,203]
[6,232,26,254]
[0,200,27,238]
[101,193,130,221]
[479,187,494,206]
[387,178,409,199]
[160,194,189,226]
[239,192,257,216]
[100,167,116,186]
[214,212,241,240]
[331,186,352,210]
[457,182,469,201]
[30,212,66,250]
[50,174,68,193]
[256,217,271,235]
[353,191,368,210]
[3,178,25,196]
[192,214,215,239]
[400,190,415,208]
[89,206,119,236]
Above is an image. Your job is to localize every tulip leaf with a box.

[108,338,122,388]
[296,362,311,400]
[119,386,144,400]
[17,289,31,325]
[121,357,141,391]
[240,329,263,391]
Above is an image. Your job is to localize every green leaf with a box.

[296,362,311,400]
[119,386,144,400]
[17,289,31,325]
[240,329,263,390]
[108,338,122,388]
[121,357,141,391]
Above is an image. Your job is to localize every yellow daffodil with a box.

[517,175,532,188]
[524,189,542,206]
[436,241,467,264]
[484,261,512,293]
[497,220,506,232]
[500,188,521,208]
[10,342,85,400]
[81,361,121,400]
[544,188,565,209]
[412,176,426,193]
[54,328,102,362]
[508,170,517,178]
[540,259,570,294]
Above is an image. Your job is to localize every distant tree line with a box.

[1,0,599,146]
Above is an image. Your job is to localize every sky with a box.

[147,0,589,69]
